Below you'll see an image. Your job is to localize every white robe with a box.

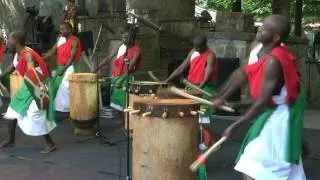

[54,37,74,112]
[4,53,56,136]
[234,89,306,179]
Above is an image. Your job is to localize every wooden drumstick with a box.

[124,108,134,112]
[169,87,235,113]
[129,110,141,115]
[179,112,184,117]
[142,112,152,117]
[190,111,198,116]
[197,110,205,115]
[148,71,161,82]
[182,79,213,98]
[162,112,168,118]
[190,136,228,172]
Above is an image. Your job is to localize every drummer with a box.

[43,22,82,113]
[165,34,218,150]
[95,26,142,119]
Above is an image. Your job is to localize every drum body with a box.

[126,81,168,133]
[10,71,24,97]
[69,73,98,136]
[132,99,199,180]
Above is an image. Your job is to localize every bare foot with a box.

[40,144,57,154]
[0,140,15,148]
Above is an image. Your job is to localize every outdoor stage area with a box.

[0,97,319,180]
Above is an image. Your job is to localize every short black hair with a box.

[193,34,207,45]
[10,31,25,46]
[271,15,291,42]
[62,22,73,30]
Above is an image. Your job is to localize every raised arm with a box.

[221,57,283,137]
[24,52,35,70]
[165,50,193,83]
[43,43,57,59]
[199,52,216,88]
[96,43,122,71]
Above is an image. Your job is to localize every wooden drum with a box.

[132,99,199,180]
[125,81,168,133]
[10,71,24,97]
[69,73,98,136]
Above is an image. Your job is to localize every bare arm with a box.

[24,52,35,70]
[43,43,57,59]
[199,52,216,88]
[97,43,122,70]
[222,57,283,136]
[122,50,141,77]
[64,39,78,69]
[165,50,193,83]
[0,65,15,79]
[215,68,247,97]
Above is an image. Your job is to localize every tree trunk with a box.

[295,0,303,36]
[232,0,242,12]
[272,0,290,19]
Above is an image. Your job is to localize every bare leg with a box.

[243,174,254,180]
[40,134,57,153]
[0,120,17,148]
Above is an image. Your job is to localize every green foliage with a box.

[200,0,320,22]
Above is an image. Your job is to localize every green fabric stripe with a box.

[236,84,305,165]
[286,84,305,164]
[110,75,134,109]
[198,165,207,180]
[9,82,34,114]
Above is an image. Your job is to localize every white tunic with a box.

[4,53,56,136]
[54,37,74,112]
[234,88,306,180]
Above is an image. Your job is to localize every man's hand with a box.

[42,18,47,23]
[211,96,226,108]
[56,67,65,76]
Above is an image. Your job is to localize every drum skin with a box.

[10,71,24,97]
[132,99,199,180]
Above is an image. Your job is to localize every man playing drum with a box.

[165,34,218,150]
[96,27,142,119]
[211,15,306,180]
[0,31,57,153]
[43,22,81,113]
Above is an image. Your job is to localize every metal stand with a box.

[77,49,116,146]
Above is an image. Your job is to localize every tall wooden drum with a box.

[10,71,24,97]
[132,99,199,180]
[69,73,98,136]
[126,81,168,134]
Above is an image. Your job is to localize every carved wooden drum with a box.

[132,99,199,180]
[69,73,98,136]
[125,81,168,134]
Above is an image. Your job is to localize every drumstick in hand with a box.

[190,136,228,172]
[169,86,235,113]
[181,79,213,98]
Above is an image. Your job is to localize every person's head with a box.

[8,31,25,49]
[67,0,75,7]
[60,22,73,37]
[256,15,291,45]
[193,34,208,52]
[122,27,137,46]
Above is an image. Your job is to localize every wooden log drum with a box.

[132,99,199,180]
[69,73,98,136]
[10,71,24,97]
[125,81,168,134]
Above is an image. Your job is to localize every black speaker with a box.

[78,31,94,53]
[217,57,241,101]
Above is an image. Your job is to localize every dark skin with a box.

[211,16,287,180]
[0,33,56,152]
[43,24,79,75]
[165,38,216,88]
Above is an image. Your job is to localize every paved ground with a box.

[0,97,319,180]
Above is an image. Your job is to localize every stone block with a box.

[215,12,254,33]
